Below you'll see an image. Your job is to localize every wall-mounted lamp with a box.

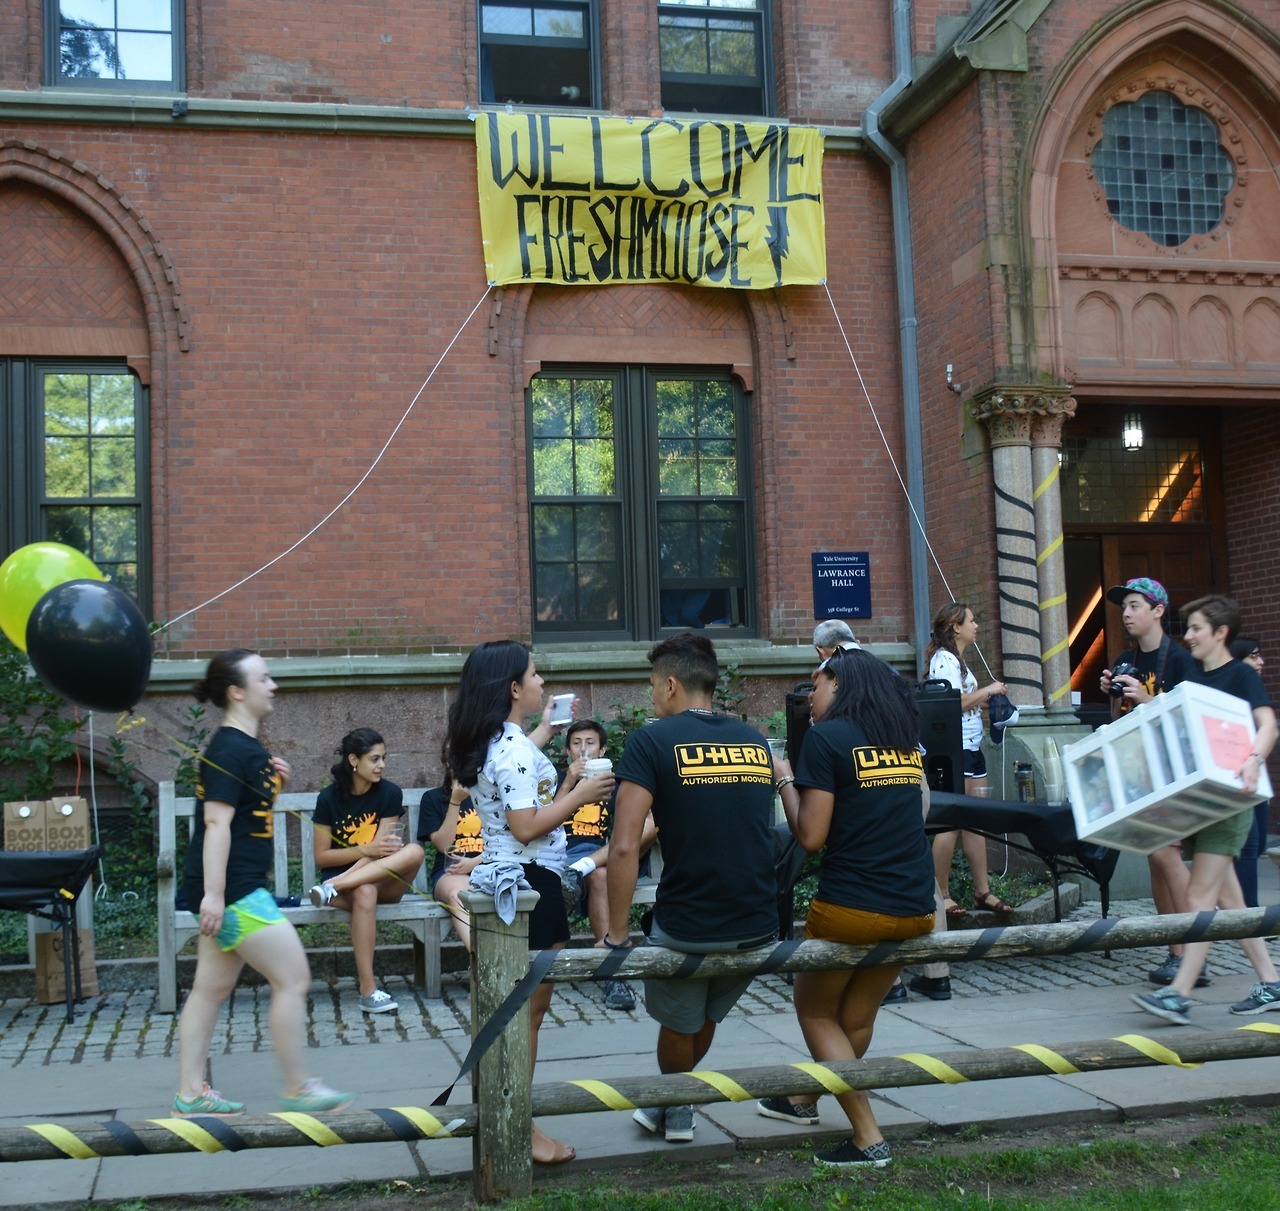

[945,364,964,395]
[1122,411,1144,450]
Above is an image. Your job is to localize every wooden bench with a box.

[156,781,659,1014]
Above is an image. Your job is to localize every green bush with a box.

[0,638,80,802]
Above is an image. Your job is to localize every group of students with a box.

[171,630,944,1172]
[170,593,1275,1166]
[172,650,640,1121]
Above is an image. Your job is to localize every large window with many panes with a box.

[45,1,184,91]
[0,361,149,610]
[529,368,753,640]
[658,0,771,116]
[479,0,598,107]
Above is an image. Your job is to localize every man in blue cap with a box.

[1101,576,1200,988]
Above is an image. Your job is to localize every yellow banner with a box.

[476,113,826,289]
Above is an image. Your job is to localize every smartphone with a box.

[549,693,575,726]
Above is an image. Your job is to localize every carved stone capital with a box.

[971,383,1076,449]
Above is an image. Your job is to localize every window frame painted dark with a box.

[528,364,756,643]
[657,0,773,117]
[0,358,151,615]
[478,0,600,108]
[44,0,186,93]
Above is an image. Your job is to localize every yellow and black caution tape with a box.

[4,1107,468,1163]
[7,1023,1280,1163]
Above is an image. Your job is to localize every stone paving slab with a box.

[881,1071,1119,1131]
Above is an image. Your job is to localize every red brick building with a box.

[1,0,1278,791]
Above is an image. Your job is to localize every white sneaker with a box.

[309,882,337,907]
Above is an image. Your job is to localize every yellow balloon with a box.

[0,543,106,652]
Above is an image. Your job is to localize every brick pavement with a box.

[2,897,1275,1071]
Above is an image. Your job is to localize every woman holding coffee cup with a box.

[308,728,425,1014]
[443,640,614,1166]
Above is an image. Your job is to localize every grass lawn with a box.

[85,1105,1280,1210]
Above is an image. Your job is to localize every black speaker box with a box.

[917,677,963,794]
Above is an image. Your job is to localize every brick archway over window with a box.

[0,140,190,379]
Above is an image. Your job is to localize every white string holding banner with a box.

[822,281,1009,871]
[157,285,495,632]
[821,281,994,683]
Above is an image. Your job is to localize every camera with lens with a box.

[1109,661,1140,698]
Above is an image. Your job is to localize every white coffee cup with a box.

[583,757,613,777]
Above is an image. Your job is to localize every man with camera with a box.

[1100,577,1200,987]
[1101,577,1195,709]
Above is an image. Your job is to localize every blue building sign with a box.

[812,551,871,618]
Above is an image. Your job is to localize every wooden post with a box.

[460,887,539,1204]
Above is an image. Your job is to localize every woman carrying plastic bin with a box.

[1133,597,1280,1024]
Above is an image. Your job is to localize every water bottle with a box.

[1014,761,1037,802]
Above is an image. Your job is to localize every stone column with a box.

[1030,394,1077,717]
[972,385,1077,714]
[971,391,1041,708]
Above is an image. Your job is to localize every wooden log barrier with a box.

[550,905,1280,983]
[5,1023,1279,1164]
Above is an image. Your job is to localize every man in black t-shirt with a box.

[606,632,777,1145]
[1100,576,1202,988]
[1101,577,1196,710]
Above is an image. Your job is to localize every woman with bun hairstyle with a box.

[443,640,614,1166]
[924,602,1013,917]
[309,728,425,1014]
[174,649,352,1118]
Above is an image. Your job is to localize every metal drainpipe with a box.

[863,0,931,679]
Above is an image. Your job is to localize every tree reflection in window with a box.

[42,372,141,598]
[60,19,122,78]
[54,2,175,85]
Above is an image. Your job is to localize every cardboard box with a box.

[1064,681,1273,854]
[45,796,90,851]
[3,800,47,851]
[34,929,98,1004]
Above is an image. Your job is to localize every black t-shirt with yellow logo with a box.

[418,786,485,883]
[795,717,935,917]
[1117,636,1196,713]
[183,726,281,907]
[555,769,612,847]
[313,778,405,878]
[616,710,776,943]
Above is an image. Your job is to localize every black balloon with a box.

[25,579,153,713]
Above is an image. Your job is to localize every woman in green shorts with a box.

[1132,596,1280,1026]
[173,648,353,1117]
